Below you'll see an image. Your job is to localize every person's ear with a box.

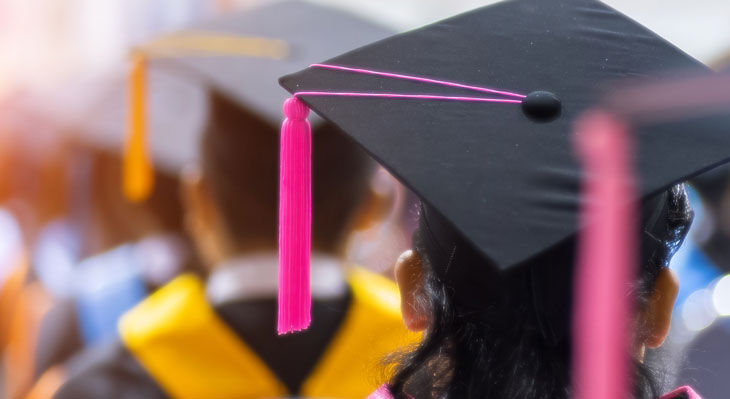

[642,267,679,348]
[394,249,429,332]
[351,168,400,232]
[181,165,212,232]
[180,165,224,267]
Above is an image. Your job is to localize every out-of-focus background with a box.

[0,1,730,399]
[2,0,730,95]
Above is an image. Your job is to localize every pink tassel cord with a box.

[294,91,521,104]
[573,111,635,399]
[310,64,527,99]
[278,97,312,334]
[292,64,527,104]
[278,65,525,335]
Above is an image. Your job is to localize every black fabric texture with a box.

[214,290,352,393]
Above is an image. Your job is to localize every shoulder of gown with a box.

[53,339,165,399]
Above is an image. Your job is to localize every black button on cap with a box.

[522,91,561,122]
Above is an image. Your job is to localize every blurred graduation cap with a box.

[274,0,730,332]
[672,64,730,208]
[610,69,730,279]
[58,70,207,177]
[123,1,392,202]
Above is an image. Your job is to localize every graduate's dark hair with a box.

[201,92,374,252]
[389,184,693,399]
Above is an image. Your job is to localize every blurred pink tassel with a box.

[278,97,312,334]
[573,111,635,399]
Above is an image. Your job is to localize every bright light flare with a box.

[712,274,730,316]
[682,288,717,332]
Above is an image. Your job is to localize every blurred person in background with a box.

[26,138,195,398]
[0,75,197,399]
[0,0,232,394]
[0,0,239,395]
[0,91,76,399]
[670,169,730,399]
[52,3,418,399]
[653,55,730,399]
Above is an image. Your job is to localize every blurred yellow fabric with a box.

[118,268,420,399]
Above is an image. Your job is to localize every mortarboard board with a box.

[275,0,730,334]
[123,1,392,201]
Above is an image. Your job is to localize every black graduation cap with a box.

[278,0,725,276]
[147,1,392,126]
[122,1,392,201]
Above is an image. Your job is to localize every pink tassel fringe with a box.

[278,97,312,334]
[573,111,635,399]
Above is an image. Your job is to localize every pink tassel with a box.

[573,111,635,399]
[278,97,312,334]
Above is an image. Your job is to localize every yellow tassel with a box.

[120,33,287,203]
[123,52,154,203]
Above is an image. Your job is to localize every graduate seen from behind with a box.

[53,3,417,399]
[386,187,690,399]
[54,96,415,399]
[276,0,730,398]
